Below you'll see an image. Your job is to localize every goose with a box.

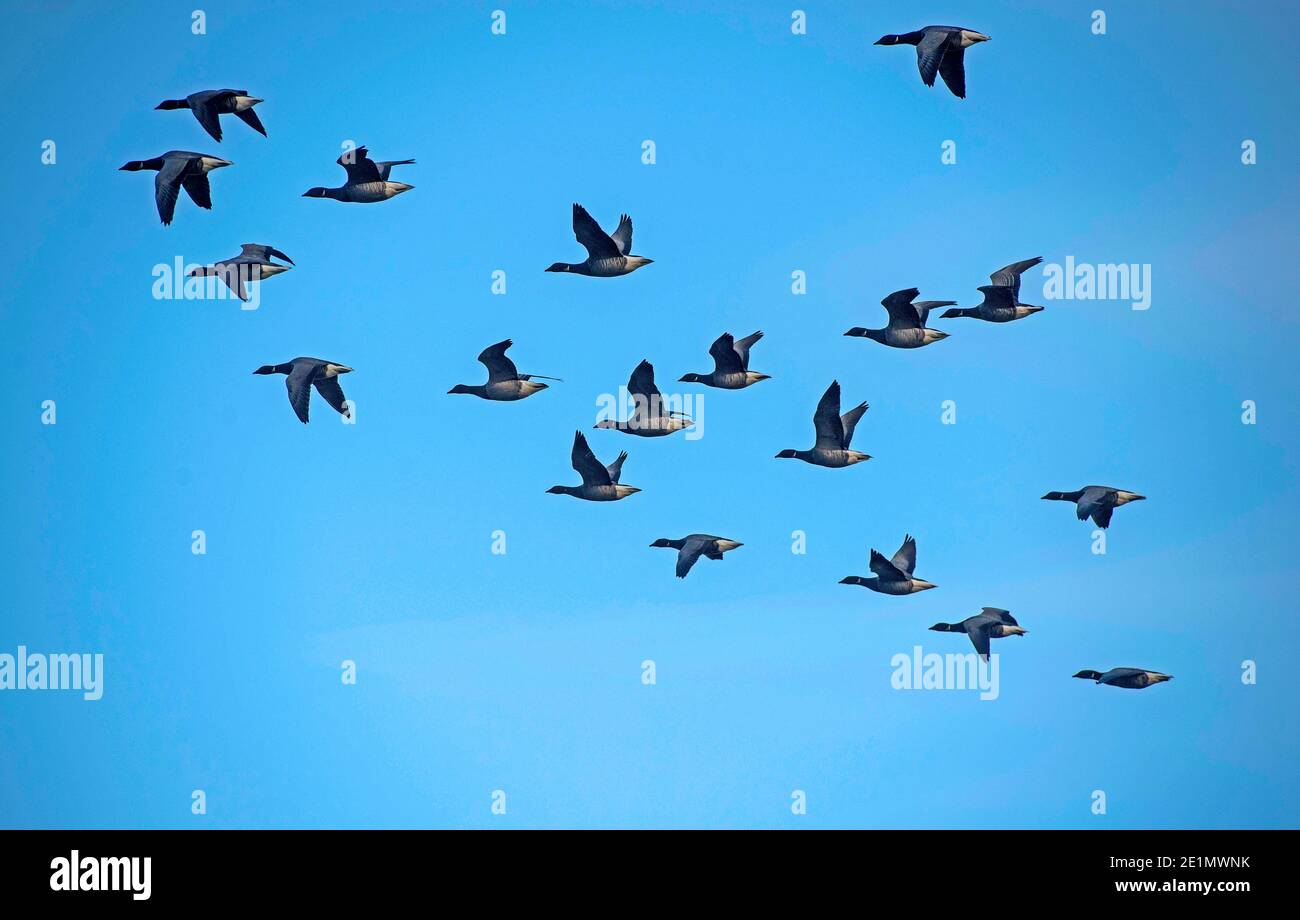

[1073,668,1173,689]
[650,535,743,579]
[874,26,991,98]
[302,146,414,203]
[942,258,1045,322]
[930,608,1026,660]
[119,151,231,225]
[547,431,640,501]
[679,331,769,389]
[253,358,353,424]
[1042,486,1146,529]
[546,204,653,277]
[595,360,692,437]
[188,244,293,301]
[156,89,266,142]
[839,534,936,594]
[448,339,561,401]
[775,380,870,467]
[845,288,953,348]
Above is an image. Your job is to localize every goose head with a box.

[545,262,573,273]
[447,384,474,395]
[678,373,706,384]
[302,187,329,198]
[774,449,800,459]
[874,34,902,45]
[155,99,188,110]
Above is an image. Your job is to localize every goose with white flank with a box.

[156,89,267,142]
[546,204,653,277]
[839,534,936,595]
[119,151,231,225]
[942,258,1045,323]
[845,288,953,349]
[188,244,293,301]
[650,534,743,579]
[1042,486,1146,529]
[595,360,692,437]
[930,608,1027,660]
[302,146,414,203]
[680,331,769,389]
[775,380,869,467]
[547,431,640,501]
[1073,668,1173,690]
[253,357,353,424]
[448,339,561,401]
[874,26,991,99]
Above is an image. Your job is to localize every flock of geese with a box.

[116,24,1171,690]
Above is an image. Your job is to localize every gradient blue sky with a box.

[2,1,1297,829]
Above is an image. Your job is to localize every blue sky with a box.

[2,0,1297,828]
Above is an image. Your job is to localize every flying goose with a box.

[302,146,414,203]
[930,608,1026,660]
[547,431,640,501]
[1042,486,1146,529]
[595,360,692,436]
[1073,668,1173,689]
[188,244,293,301]
[845,288,953,348]
[546,204,653,277]
[775,380,870,467]
[448,339,561,401]
[874,26,991,99]
[650,534,743,579]
[839,534,936,594]
[253,358,353,424]
[156,89,266,142]
[679,331,770,389]
[942,258,1045,322]
[119,151,231,225]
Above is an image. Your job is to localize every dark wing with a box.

[285,363,316,424]
[978,285,1016,311]
[881,288,923,329]
[234,107,267,136]
[912,301,956,326]
[812,380,846,450]
[313,376,351,418]
[708,333,745,375]
[732,330,763,370]
[915,30,950,87]
[153,157,188,224]
[337,146,382,184]
[477,339,519,382]
[572,204,621,261]
[869,548,909,582]
[609,213,633,255]
[965,622,992,660]
[570,431,611,486]
[990,257,1043,300]
[1077,487,1116,528]
[676,536,712,579]
[1090,504,1115,529]
[180,169,212,210]
[980,607,1017,626]
[239,244,294,265]
[937,45,967,98]
[187,93,225,141]
[605,450,628,484]
[840,401,869,449]
[215,265,248,301]
[628,360,663,418]
[890,534,917,576]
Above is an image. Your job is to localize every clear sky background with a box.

[2,1,1297,829]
